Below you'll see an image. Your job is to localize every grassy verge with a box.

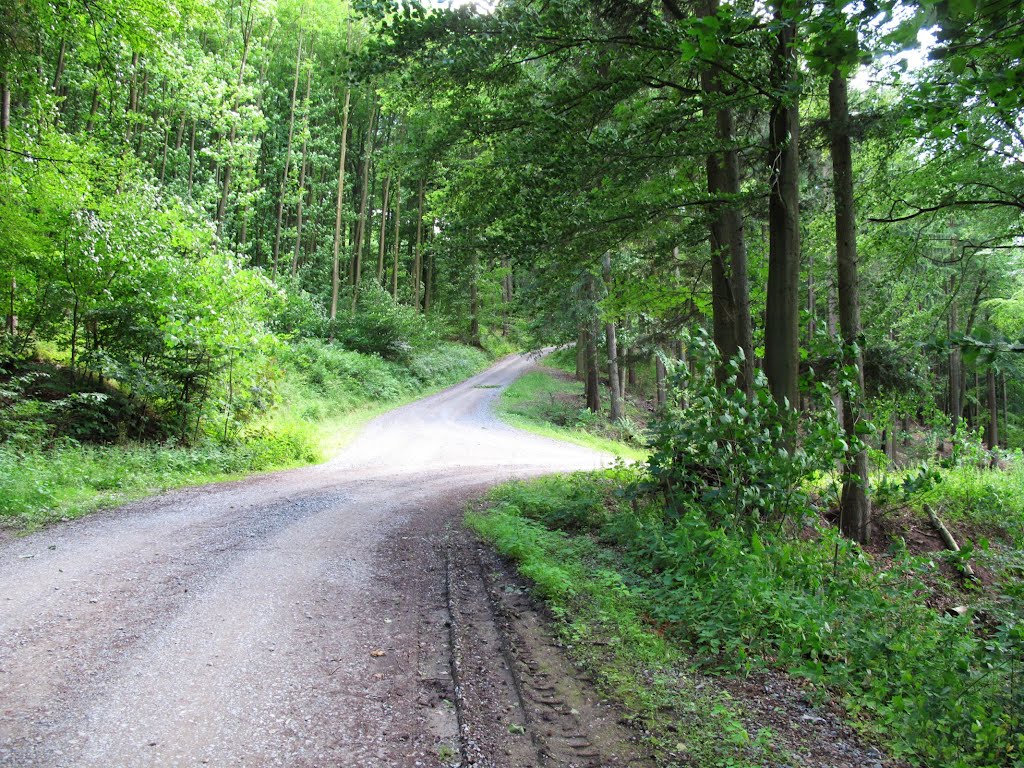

[1,340,491,529]
[469,468,1024,768]
[495,354,649,463]
[467,472,787,768]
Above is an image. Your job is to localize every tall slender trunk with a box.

[469,251,481,346]
[216,1,255,237]
[986,365,998,450]
[698,0,753,392]
[830,65,870,545]
[413,179,425,311]
[291,67,313,276]
[352,95,378,309]
[391,177,402,298]
[0,70,9,144]
[1000,371,1008,448]
[273,28,305,274]
[52,39,67,119]
[602,253,623,421]
[764,2,802,411]
[424,222,434,315]
[584,292,601,413]
[125,52,140,142]
[948,273,961,434]
[329,86,352,337]
[377,175,392,282]
[655,350,667,407]
[187,118,197,195]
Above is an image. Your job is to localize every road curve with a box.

[0,353,613,768]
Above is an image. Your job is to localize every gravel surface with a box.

[0,353,618,768]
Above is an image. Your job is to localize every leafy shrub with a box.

[332,282,434,360]
[646,329,847,528]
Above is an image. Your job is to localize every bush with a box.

[332,282,434,360]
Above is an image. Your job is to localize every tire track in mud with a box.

[445,529,654,768]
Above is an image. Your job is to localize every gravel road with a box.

[0,353,646,768]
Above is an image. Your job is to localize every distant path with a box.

[0,353,648,767]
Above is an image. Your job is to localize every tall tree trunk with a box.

[986,365,998,450]
[291,67,313,276]
[273,28,305,274]
[576,328,586,382]
[187,118,197,195]
[0,70,9,145]
[391,177,402,298]
[602,253,623,421]
[948,273,961,434]
[413,179,425,311]
[329,87,352,338]
[352,95,378,309]
[377,174,392,283]
[585,318,601,413]
[469,251,481,346]
[764,2,802,411]
[85,86,98,133]
[698,0,753,392]
[655,350,667,407]
[215,1,255,237]
[1000,371,1008,448]
[125,52,140,142]
[830,65,870,545]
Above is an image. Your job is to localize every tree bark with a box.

[413,179,425,311]
[699,0,753,392]
[655,350,667,407]
[291,67,313,276]
[830,66,871,545]
[329,87,352,337]
[948,273,961,434]
[391,177,402,298]
[1,70,9,145]
[352,94,378,309]
[986,365,998,450]
[377,174,392,283]
[764,2,801,411]
[602,253,623,421]
[273,28,304,274]
[469,251,481,346]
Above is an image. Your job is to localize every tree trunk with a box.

[273,29,304,275]
[0,70,9,145]
[576,328,586,381]
[413,179,425,311]
[830,66,871,545]
[584,319,600,413]
[352,95,378,309]
[469,251,481,346]
[655,351,667,407]
[764,2,801,411]
[377,174,391,283]
[329,86,352,337]
[699,0,753,392]
[187,118,197,196]
[986,365,998,450]
[391,177,402,298]
[291,67,313,276]
[948,273,961,434]
[602,253,623,421]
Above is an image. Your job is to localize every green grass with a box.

[467,472,786,768]
[1,339,492,529]
[496,365,649,463]
[470,470,1024,768]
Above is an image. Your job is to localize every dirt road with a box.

[0,354,650,768]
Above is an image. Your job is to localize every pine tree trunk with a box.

[830,66,870,545]
[0,70,9,145]
[948,273,961,434]
[655,351,667,407]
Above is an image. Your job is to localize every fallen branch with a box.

[923,503,979,583]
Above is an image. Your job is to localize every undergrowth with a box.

[1,339,489,527]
